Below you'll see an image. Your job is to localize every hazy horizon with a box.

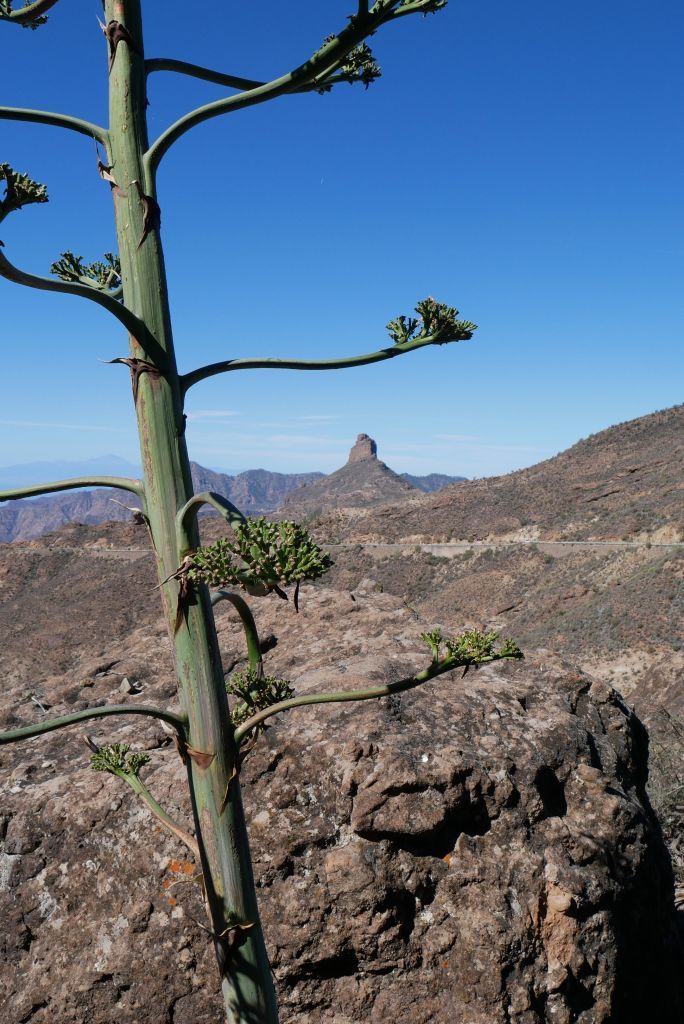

[2,401,679,485]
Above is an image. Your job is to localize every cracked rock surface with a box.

[1,553,682,1022]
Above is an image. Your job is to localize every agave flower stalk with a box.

[0,3,500,1022]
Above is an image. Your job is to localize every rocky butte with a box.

[283,433,434,517]
[347,432,378,463]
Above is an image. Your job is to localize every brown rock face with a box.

[0,554,682,1023]
[347,433,378,464]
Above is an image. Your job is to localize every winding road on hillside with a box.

[24,538,683,562]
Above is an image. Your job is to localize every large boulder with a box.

[1,585,682,1023]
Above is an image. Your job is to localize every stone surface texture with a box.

[347,434,378,464]
[1,578,682,1023]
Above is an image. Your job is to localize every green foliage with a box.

[386,297,477,346]
[90,742,150,778]
[337,41,381,88]
[445,628,499,660]
[50,250,122,292]
[496,637,524,659]
[0,163,48,223]
[0,2,48,28]
[316,38,381,92]
[188,518,333,592]
[420,626,523,665]
[419,627,444,661]
[227,667,295,729]
[396,0,449,14]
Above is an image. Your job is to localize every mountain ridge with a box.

[0,464,323,544]
[314,405,684,545]
[0,442,465,543]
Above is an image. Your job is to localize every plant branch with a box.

[144,3,403,175]
[391,1,449,18]
[145,58,265,93]
[0,476,142,503]
[145,57,371,98]
[233,652,517,743]
[0,704,187,746]
[0,0,58,26]
[176,491,246,552]
[0,105,107,145]
[123,772,200,860]
[211,590,262,673]
[0,246,165,364]
[0,0,57,21]
[181,333,462,393]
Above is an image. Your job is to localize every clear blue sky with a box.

[1,1,682,478]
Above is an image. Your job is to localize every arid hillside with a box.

[0,519,682,1023]
[316,405,683,545]
[1,408,684,1021]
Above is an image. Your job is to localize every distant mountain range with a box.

[0,439,465,543]
[0,465,319,544]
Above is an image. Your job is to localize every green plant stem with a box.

[233,653,517,743]
[0,105,107,144]
[0,247,157,349]
[144,4,400,174]
[122,771,200,860]
[145,58,360,97]
[0,476,142,503]
[145,58,264,92]
[181,333,457,393]
[211,591,262,673]
[0,704,187,745]
[1,0,60,24]
[104,3,277,1019]
[176,491,246,553]
[391,1,442,17]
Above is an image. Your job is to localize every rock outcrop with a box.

[1,574,682,1023]
[283,434,418,517]
[347,433,378,464]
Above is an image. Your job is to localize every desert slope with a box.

[315,405,683,544]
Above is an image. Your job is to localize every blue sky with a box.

[1,0,682,478]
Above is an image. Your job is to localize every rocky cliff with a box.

[0,545,682,1022]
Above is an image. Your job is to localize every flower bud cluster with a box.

[90,742,150,778]
[338,42,381,88]
[0,163,48,223]
[188,518,333,592]
[386,297,477,346]
[50,250,122,292]
[419,626,523,665]
[227,667,295,729]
